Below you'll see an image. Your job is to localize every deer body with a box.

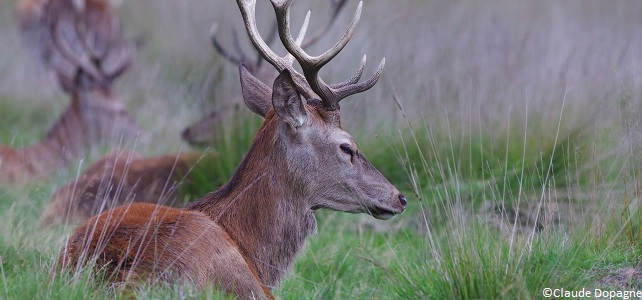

[58,0,406,298]
[186,108,322,287]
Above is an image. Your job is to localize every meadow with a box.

[2,0,642,299]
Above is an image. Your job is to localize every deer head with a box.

[234,0,406,219]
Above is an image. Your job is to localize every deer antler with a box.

[271,0,384,112]
[236,0,384,114]
[216,0,350,82]
[237,0,321,101]
[210,21,279,75]
[299,0,348,49]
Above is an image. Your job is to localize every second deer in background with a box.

[2,0,140,183]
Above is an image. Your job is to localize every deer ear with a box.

[272,70,308,128]
[239,64,272,117]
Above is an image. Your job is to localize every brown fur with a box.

[58,203,273,299]
[58,104,313,298]
[186,109,321,287]
[41,151,214,226]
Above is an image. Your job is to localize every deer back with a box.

[58,203,273,299]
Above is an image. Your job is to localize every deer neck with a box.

[187,115,317,287]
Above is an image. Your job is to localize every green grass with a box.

[3,0,642,299]
[0,95,61,146]
[3,103,642,299]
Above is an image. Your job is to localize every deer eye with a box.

[340,143,354,156]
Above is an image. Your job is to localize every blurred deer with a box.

[39,150,214,226]
[56,0,406,298]
[2,0,140,183]
[41,0,350,226]
[181,0,350,147]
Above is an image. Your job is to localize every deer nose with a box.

[398,194,407,209]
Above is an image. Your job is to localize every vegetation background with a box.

[1,0,642,298]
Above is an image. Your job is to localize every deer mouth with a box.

[367,206,402,220]
[367,194,406,220]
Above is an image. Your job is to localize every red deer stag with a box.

[182,0,350,147]
[41,0,348,226]
[2,0,140,183]
[57,0,406,298]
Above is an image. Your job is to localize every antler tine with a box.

[79,2,118,61]
[333,57,384,98]
[254,21,278,68]
[283,11,310,67]
[330,53,365,89]
[237,0,289,72]
[300,0,349,49]
[273,0,360,69]
[103,42,135,81]
[272,0,384,111]
[221,0,346,72]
